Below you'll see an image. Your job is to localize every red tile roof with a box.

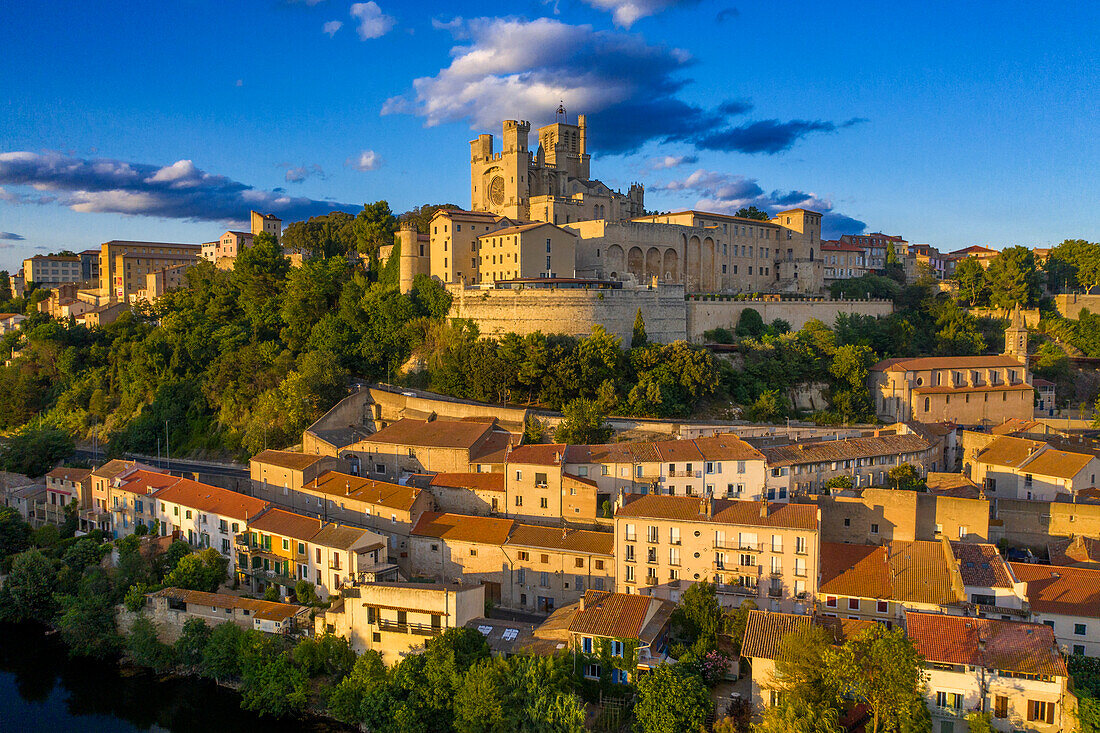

[1046,536,1100,568]
[115,469,183,496]
[360,418,494,450]
[152,478,268,521]
[819,543,891,599]
[1010,563,1100,619]
[872,355,1024,372]
[45,467,92,483]
[567,590,657,639]
[428,472,505,492]
[905,612,1066,677]
[305,471,421,512]
[248,507,324,541]
[762,434,930,467]
[740,610,810,660]
[507,444,570,466]
[505,525,613,555]
[616,495,818,531]
[951,542,1013,588]
[411,512,514,545]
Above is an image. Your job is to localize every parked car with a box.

[1005,547,1037,563]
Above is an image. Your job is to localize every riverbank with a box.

[0,622,352,732]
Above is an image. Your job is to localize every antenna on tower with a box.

[556,101,567,122]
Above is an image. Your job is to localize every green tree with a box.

[175,618,212,668]
[736,308,766,339]
[753,697,843,733]
[825,624,926,733]
[56,570,120,658]
[555,398,613,444]
[454,655,585,733]
[824,475,853,490]
[635,664,712,733]
[0,549,58,621]
[241,646,309,718]
[888,463,922,490]
[201,620,248,681]
[1033,342,1070,382]
[671,581,723,656]
[294,579,318,605]
[985,246,1040,308]
[722,599,758,653]
[632,308,648,348]
[0,506,32,561]
[0,424,75,477]
[326,649,388,724]
[965,712,993,733]
[953,257,987,306]
[354,201,398,257]
[163,548,228,592]
[126,614,176,672]
[772,625,842,711]
[734,206,770,221]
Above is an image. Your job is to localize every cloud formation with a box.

[649,154,697,170]
[346,150,382,171]
[579,0,696,28]
[715,6,740,23]
[282,163,325,183]
[386,17,859,156]
[322,20,343,36]
[0,232,25,241]
[657,168,866,237]
[350,2,395,40]
[0,152,356,223]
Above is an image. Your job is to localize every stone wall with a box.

[806,488,991,544]
[448,282,688,343]
[968,306,1040,327]
[1054,293,1100,320]
[685,298,893,341]
[991,497,1100,551]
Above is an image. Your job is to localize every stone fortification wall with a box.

[968,307,1040,327]
[685,297,893,341]
[1054,294,1100,320]
[448,283,688,343]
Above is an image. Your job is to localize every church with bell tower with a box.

[469,105,645,224]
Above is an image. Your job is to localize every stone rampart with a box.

[1054,294,1100,320]
[685,297,893,341]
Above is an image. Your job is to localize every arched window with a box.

[924,397,930,413]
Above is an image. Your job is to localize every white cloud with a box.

[350,2,395,40]
[322,20,343,37]
[0,231,25,241]
[649,154,697,170]
[579,0,694,28]
[283,163,325,183]
[346,150,382,171]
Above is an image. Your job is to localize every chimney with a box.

[760,497,768,519]
[345,481,351,496]
[580,594,586,612]
[706,495,714,518]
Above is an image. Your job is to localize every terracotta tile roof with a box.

[912,383,1034,395]
[310,523,379,551]
[1010,563,1100,618]
[91,459,138,480]
[615,494,818,531]
[507,443,570,466]
[251,450,325,471]
[650,439,703,462]
[305,471,421,512]
[45,467,92,483]
[564,473,598,488]
[360,418,494,450]
[819,543,891,598]
[975,436,1047,469]
[951,542,1013,588]
[872,355,1024,373]
[761,434,930,467]
[949,245,999,256]
[815,615,877,643]
[740,610,811,660]
[925,472,982,498]
[567,590,657,639]
[692,435,767,462]
[152,587,307,622]
[411,512,514,545]
[248,507,324,541]
[1046,536,1100,569]
[115,469,183,496]
[152,478,269,521]
[1019,447,1095,480]
[889,540,964,605]
[428,472,505,492]
[990,418,1043,436]
[505,524,613,555]
[905,612,1066,677]
[480,221,576,238]
[470,431,516,463]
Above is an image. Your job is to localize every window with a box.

[936,692,963,711]
[848,598,860,611]
[826,596,837,608]
[516,568,525,585]
[669,527,681,545]
[540,497,548,509]
[1075,645,1086,655]
[669,548,680,566]
[515,496,523,507]
[994,695,1008,719]
[624,524,636,541]
[795,537,807,554]
[625,565,635,582]
[1028,700,1055,724]
[540,572,550,587]
[1076,623,1087,636]
[877,600,888,614]
[794,558,806,577]
[647,525,659,543]
[870,523,879,535]
[959,526,968,540]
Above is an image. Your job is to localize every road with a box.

[72,449,250,480]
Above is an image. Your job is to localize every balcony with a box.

[768,587,782,598]
[714,540,763,552]
[768,571,782,578]
[645,576,658,586]
[376,619,443,637]
[668,470,700,478]
[716,583,757,597]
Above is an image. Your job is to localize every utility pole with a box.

[165,419,170,472]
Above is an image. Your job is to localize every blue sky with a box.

[1,0,1098,272]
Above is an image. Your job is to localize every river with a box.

[0,623,353,732]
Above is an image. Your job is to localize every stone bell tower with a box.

[1003,302,1028,362]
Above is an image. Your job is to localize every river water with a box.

[0,623,352,732]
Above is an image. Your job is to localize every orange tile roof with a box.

[507,444,569,466]
[45,467,92,483]
[905,612,1066,677]
[819,543,891,599]
[248,507,324,541]
[617,495,818,530]
[428,472,505,492]
[360,418,494,450]
[567,590,657,639]
[1010,563,1100,618]
[91,459,138,480]
[975,436,1047,469]
[306,471,421,512]
[505,525,613,555]
[151,478,269,521]
[889,540,963,605]
[411,512,514,545]
[912,383,1034,395]
[470,431,516,463]
[740,610,810,660]
[152,587,307,622]
[1018,447,1095,480]
[873,355,1024,372]
[115,469,183,496]
[990,418,1043,436]
[951,542,1012,588]
[691,435,766,462]
[480,221,576,238]
[251,450,325,471]
[925,472,981,498]
[762,434,930,467]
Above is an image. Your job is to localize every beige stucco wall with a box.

[1054,293,1100,320]
[811,489,990,544]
